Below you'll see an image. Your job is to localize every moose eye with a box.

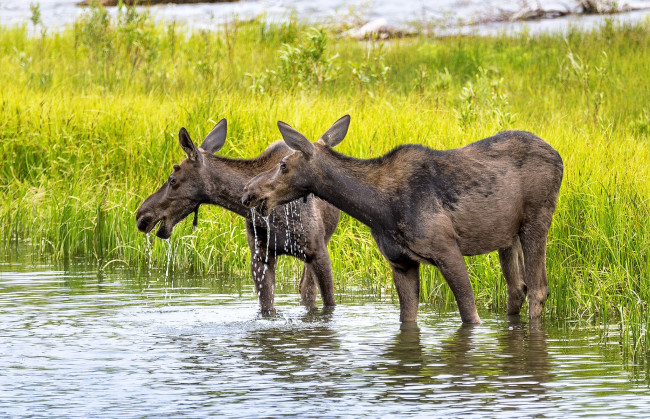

[279,161,287,173]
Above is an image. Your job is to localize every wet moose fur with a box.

[136,119,340,314]
[242,115,564,323]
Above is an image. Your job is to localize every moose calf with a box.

[136,119,340,314]
[242,115,563,323]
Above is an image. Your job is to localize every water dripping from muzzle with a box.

[192,206,199,228]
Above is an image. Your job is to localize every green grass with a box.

[1,5,649,359]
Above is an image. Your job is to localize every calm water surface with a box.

[1,252,649,417]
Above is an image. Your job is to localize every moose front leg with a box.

[250,255,278,316]
[390,262,420,323]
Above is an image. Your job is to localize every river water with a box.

[1,247,649,417]
[1,0,650,35]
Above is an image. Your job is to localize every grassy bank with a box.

[1,6,649,356]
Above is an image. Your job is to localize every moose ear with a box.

[200,118,227,154]
[277,121,315,159]
[317,114,350,148]
[179,127,203,163]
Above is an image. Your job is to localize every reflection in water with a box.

[240,308,340,386]
[371,319,554,406]
[496,318,553,395]
[384,322,425,370]
[240,323,340,386]
[1,260,649,417]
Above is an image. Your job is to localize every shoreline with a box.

[6,0,650,39]
[77,0,240,5]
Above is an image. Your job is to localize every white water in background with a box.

[1,0,650,35]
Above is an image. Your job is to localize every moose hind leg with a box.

[308,249,336,307]
[520,219,552,319]
[299,264,318,308]
[498,236,527,315]
[390,262,420,323]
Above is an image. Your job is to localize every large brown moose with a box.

[136,119,340,314]
[242,115,564,323]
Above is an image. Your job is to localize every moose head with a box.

[136,119,227,239]
[242,115,351,216]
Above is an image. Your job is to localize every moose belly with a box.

[450,197,522,256]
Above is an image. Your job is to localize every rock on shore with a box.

[78,0,240,6]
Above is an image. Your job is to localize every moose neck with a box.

[309,149,393,231]
[204,154,278,218]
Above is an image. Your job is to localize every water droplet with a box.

[144,233,153,271]
[164,239,173,279]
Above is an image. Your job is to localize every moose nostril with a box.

[137,216,151,232]
[241,192,255,207]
